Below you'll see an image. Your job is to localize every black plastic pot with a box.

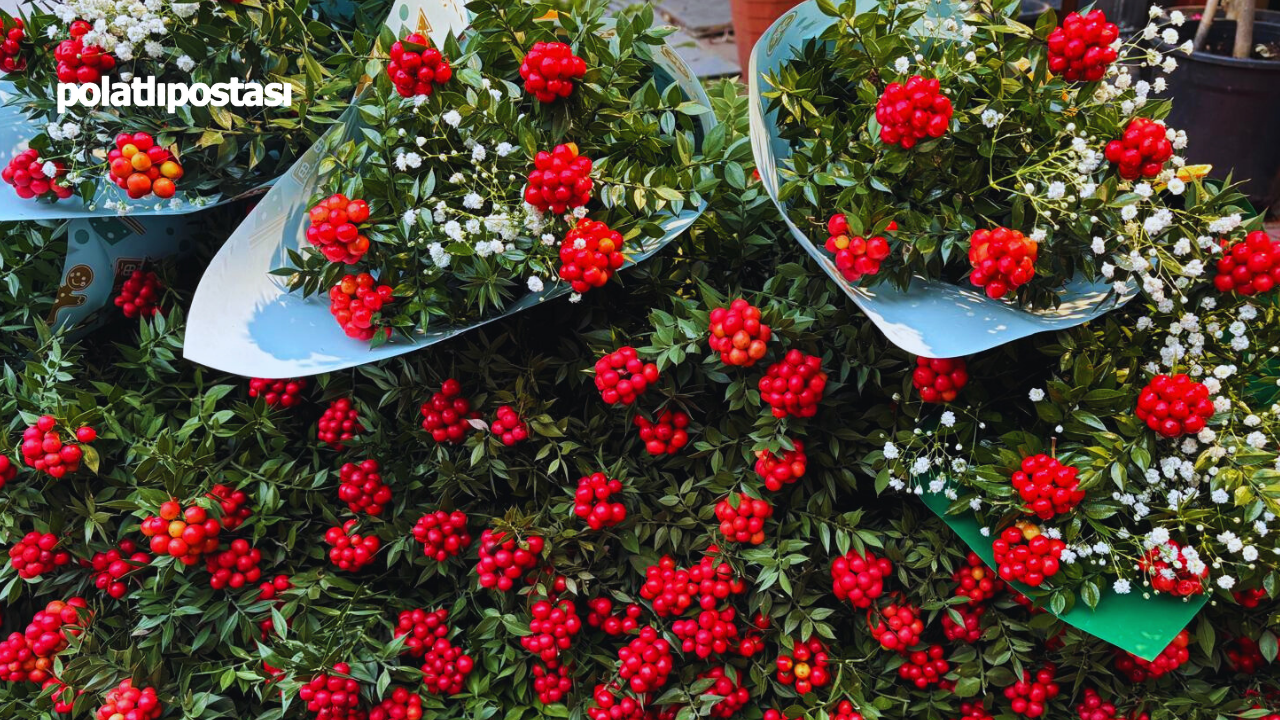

[1160,8,1280,209]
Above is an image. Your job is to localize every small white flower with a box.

[964,51,976,63]
[1091,237,1106,254]
[1113,579,1131,594]
[1029,388,1045,402]
[1166,178,1185,195]
[569,293,582,304]
[402,208,418,225]
[1031,228,1047,243]
[1170,10,1185,25]
[1216,575,1236,590]
[894,57,911,73]
[1211,488,1229,503]
[969,497,982,511]
[1245,431,1268,450]
[463,192,484,210]
[1121,205,1138,221]
[1134,182,1153,198]
[1046,182,1066,200]
[471,145,487,162]
[176,55,195,72]
[1162,57,1178,73]
[1161,28,1180,45]
[940,411,956,428]
[979,527,990,537]
[911,457,930,475]
[40,161,57,177]
[1242,546,1258,562]
[442,110,462,128]
[1080,182,1097,199]
[527,276,544,293]
[495,142,515,157]
[980,109,1003,128]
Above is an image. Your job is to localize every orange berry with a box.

[120,144,138,158]
[130,153,152,171]
[126,173,152,195]
[152,177,176,198]
[159,160,183,179]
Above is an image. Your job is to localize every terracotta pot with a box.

[730,0,805,73]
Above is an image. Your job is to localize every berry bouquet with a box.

[749,0,1252,356]
[0,0,350,214]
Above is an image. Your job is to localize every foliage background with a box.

[0,80,1276,720]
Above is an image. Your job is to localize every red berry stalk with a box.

[875,76,952,149]
[617,626,673,693]
[1046,10,1119,81]
[830,548,892,608]
[114,269,164,317]
[338,459,392,515]
[520,42,586,102]
[774,637,830,695]
[1214,230,1280,295]
[1225,636,1266,674]
[2,149,74,201]
[139,500,221,565]
[697,667,750,718]
[825,214,892,282]
[421,635,474,695]
[257,574,293,638]
[412,510,472,561]
[634,409,690,455]
[0,455,15,488]
[573,473,627,530]
[968,227,1037,300]
[520,599,582,663]
[758,349,827,418]
[1003,664,1060,717]
[54,21,116,84]
[299,663,366,720]
[714,493,773,545]
[20,415,93,479]
[952,551,1003,604]
[330,273,394,341]
[420,379,479,444]
[586,597,642,635]
[206,538,262,590]
[942,604,985,643]
[318,397,364,450]
[0,17,26,73]
[96,679,162,720]
[1134,373,1214,438]
[832,702,864,720]
[672,607,750,659]
[7,531,71,580]
[708,299,771,367]
[992,522,1065,586]
[912,356,968,404]
[899,644,951,688]
[525,143,593,214]
[868,601,924,652]
[1104,118,1173,181]
[107,132,182,199]
[85,539,150,599]
[370,688,422,720]
[393,608,450,657]
[386,33,452,97]
[1012,454,1084,520]
[490,405,528,446]
[594,347,659,405]
[248,377,308,408]
[207,483,252,530]
[587,683,648,720]
[0,597,90,682]
[754,440,806,491]
[1114,629,1190,682]
[307,193,372,264]
[474,530,543,591]
[532,661,573,704]
[323,519,381,571]
[558,218,625,293]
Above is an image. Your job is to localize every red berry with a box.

[1011,454,1084,520]
[634,409,691,455]
[696,666,751,718]
[991,522,1065,587]
[1139,539,1207,597]
[1003,663,1059,717]
[617,626,673,693]
[306,193,372,264]
[412,510,472,561]
[338,458,392,515]
[594,346,659,406]
[573,473,627,530]
[525,143,593,214]
[520,599,582,664]
[868,602,925,653]
[474,529,542,592]
[774,637,830,694]
[1046,10,1120,82]
[371,687,423,720]
[830,548,892,608]
[1213,230,1280,296]
[248,377,308,408]
[912,356,969,404]
[558,218,625,294]
[968,227,1038,300]
[757,349,827,418]
[897,643,951,688]
[713,492,773,545]
[393,608,451,658]
[322,519,381,572]
[298,663,365,720]
[385,33,452,97]
[708,299,771,366]
[519,41,586,102]
[1134,373,1214,438]
[672,607,755,660]
[318,397,365,450]
[96,679,162,720]
[19,416,85,477]
[205,538,263,590]
[942,604,986,643]
[0,17,27,74]
[329,273,394,341]
[6,531,71,580]
[754,440,806,491]
[207,483,252,530]
[1104,118,1173,181]
[875,75,953,149]
[531,661,573,704]
[84,540,150,600]
[490,405,528,446]
[420,379,479,445]
[824,213,893,282]
[952,551,1004,604]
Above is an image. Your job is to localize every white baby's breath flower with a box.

[495,142,515,157]
[1216,575,1235,589]
[1029,388,1045,402]
[442,110,462,128]
[1161,28,1179,45]
[894,56,910,74]
[940,411,956,427]
[176,54,195,72]
[527,276,544,293]
[1113,579,1131,594]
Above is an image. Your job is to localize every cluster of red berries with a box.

[831,549,892,608]
[97,679,161,720]
[475,530,543,591]
[1135,373,1214,438]
[558,218,625,294]
[775,637,830,694]
[875,75,953,149]
[206,538,262,590]
[869,602,924,652]
[386,33,452,97]
[0,598,88,682]
[1046,10,1120,82]
[586,598,642,636]
[299,663,365,720]
[825,214,893,282]
[307,193,372,264]
[993,522,1065,586]
[714,493,773,545]
[525,143,593,214]
[588,683,648,720]
[422,633,474,695]
[2,149,73,201]
[338,459,392,515]
[1139,540,1207,596]
[249,377,308,408]
[942,604,985,643]
[45,677,79,713]
[1235,587,1268,607]
[968,227,1038,300]
[708,299,771,367]
[912,356,968,404]
[1105,118,1173,181]
[952,551,1003,604]
[257,574,292,638]
[412,510,471,561]
[107,132,182,199]
[55,21,115,84]
[574,473,627,530]
[113,269,164,317]
[594,347,659,406]
[21,416,92,478]
[420,379,478,445]
[1003,664,1060,718]
[0,17,24,73]
[830,701,864,720]
[0,455,15,488]
[754,441,806,491]
[672,607,756,659]
[1214,230,1280,296]
[139,500,221,565]
[370,688,422,720]
[957,702,997,720]
[639,552,746,616]
[617,626,673,693]
[324,520,381,571]
[1076,688,1152,720]
[394,608,450,658]
[634,409,691,455]
[899,644,951,688]
[85,540,150,599]
[1226,636,1266,674]
[7,531,71,580]
[758,350,827,418]
[1114,630,1189,682]
[532,662,573,704]
[698,667,750,718]
[330,273,394,342]
[490,405,528,446]
[520,42,586,102]
[208,484,252,530]
[520,600,582,663]
[318,397,364,450]
[1012,454,1084,520]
